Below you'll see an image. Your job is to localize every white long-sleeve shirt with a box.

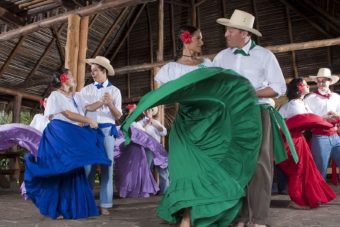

[213,40,286,105]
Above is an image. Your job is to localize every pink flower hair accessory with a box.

[127,104,137,111]
[59,73,69,83]
[297,82,305,92]
[39,99,45,108]
[180,31,192,44]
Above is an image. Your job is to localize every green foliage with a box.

[0,111,33,125]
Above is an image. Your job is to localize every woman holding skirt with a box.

[24,68,111,219]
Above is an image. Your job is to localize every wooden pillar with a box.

[286,7,298,78]
[154,0,165,137]
[65,15,80,89]
[76,16,89,91]
[12,95,22,123]
[191,0,196,26]
[146,4,154,90]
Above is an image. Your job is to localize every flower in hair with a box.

[180,31,192,44]
[297,82,305,92]
[39,99,45,108]
[59,73,69,83]
[127,104,137,111]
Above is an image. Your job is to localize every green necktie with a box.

[234,49,249,56]
[233,40,256,56]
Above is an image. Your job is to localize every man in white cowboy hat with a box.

[80,56,122,215]
[213,9,287,227]
[304,68,340,179]
[136,106,169,194]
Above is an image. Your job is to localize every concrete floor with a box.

[1,184,340,227]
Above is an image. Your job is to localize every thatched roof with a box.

[0,0,340,111]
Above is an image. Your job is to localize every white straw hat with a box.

[309,68,339,85]
[151,106,158,116]
[216,9,262,37]
[86,56,115,76]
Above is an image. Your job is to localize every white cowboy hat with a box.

[151,106,158,116]
[86,56,115,76]
[216,9,262,37]
[309,68,339,85]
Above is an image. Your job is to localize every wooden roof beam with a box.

[164,0,190,7]
[22,25,65,87]
[51,25,65,63]
[299,0,340,33]
[110,4,146,61]
[57,0,85,10]
[0,36,26,78]
[0,6,25,27]
[92,7,130,57]
[0,86,41,101]
[19,0,47,9]
[103,6,136,57]
[277,0,333,38]
[27,2,59,15]
[0,0,156,41]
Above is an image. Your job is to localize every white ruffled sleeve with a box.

[154,64,171,86]
[44,91,67,118]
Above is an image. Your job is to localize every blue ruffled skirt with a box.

[24,119,111,219]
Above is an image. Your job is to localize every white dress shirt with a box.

[304,91,340,117]
[213,40,286,105]
[80,80,122,124]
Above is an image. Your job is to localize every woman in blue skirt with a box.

[24,68,111,219]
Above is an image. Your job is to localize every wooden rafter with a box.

[51,25,65,63]
[194,0,207,7]
[164,0,190,7]
[277,0,333,38]
[27,2,59,15]
[0,6,25,27]
[27,0,55,9]
[19,0,47,9]
[103,7,136,57]
[22,25,65,87]
[0,86,41,101]
[110,4,146,62]
[0,0,156,41]
[300,0,340,33]
[0,36,26,78]
[92,7,129,57]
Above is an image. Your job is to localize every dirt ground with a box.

[1,183,340,227]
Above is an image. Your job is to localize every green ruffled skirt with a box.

[122,67,262,226]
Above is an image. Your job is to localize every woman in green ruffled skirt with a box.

[122,26,262,227]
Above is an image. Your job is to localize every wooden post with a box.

[286,6,298,78]
[146,4,154,89]
[76,16,89,91]
[191,0,196,26]
[12,95,22,123]
[65,14,80,90]
[154,0,165,142]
